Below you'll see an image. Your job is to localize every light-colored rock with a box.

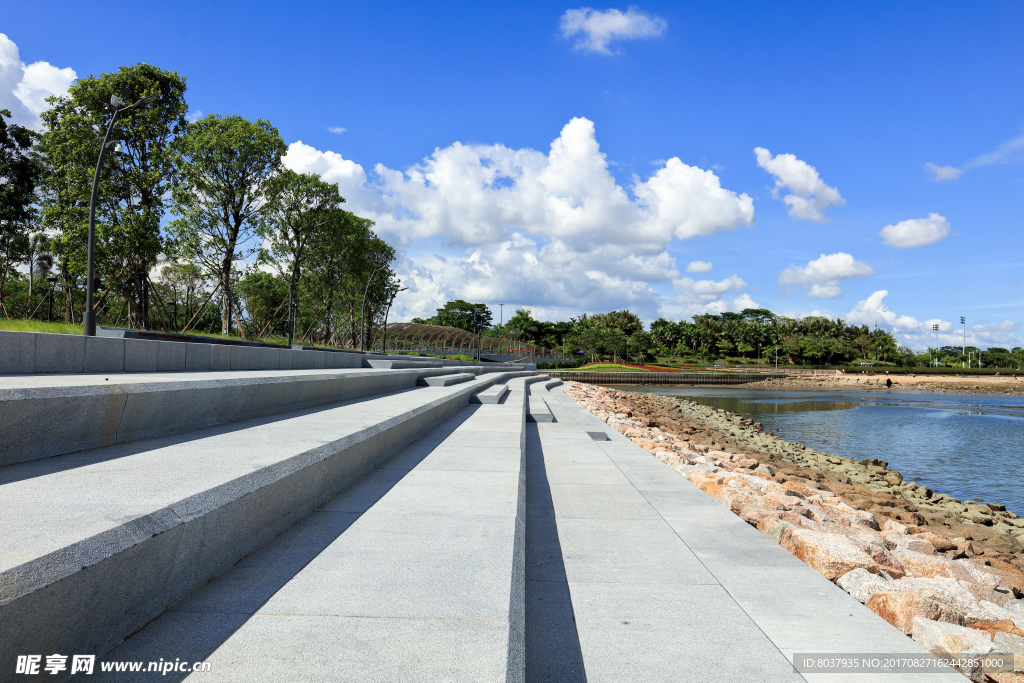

[957,559,1005,590]
[782,528,879,581]
[869,591,967,634]
[837,567,892,603]
[910,617,994,679]
[885,533,936,555]
[1006,600,1024,618]
[914,530,957,552]
[994,631,1024,656]
[881,518,911,535]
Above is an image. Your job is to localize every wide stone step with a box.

[417,372,476,387]
[0,367,470,466]
[0,370,531,675]
[472,383,510,404]
[70,378,532,682]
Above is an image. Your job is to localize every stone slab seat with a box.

[363,359,444,369]
[0,367,472,467]
[526,397,554,423]
[543,378,564,390]
[417,372,476,387]
[472,383,511,405]
[0,370,533,675]
[91,378,532,682]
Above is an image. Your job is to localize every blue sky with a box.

[3,1,1023,349]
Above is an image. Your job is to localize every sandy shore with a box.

[563,381,1024,679]
[758,373,1024,396]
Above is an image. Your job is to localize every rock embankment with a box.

[755,374,1024,396]
[564,382,1024,682]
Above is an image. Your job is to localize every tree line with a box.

[418,301,1024,368]
[0,62,397,347]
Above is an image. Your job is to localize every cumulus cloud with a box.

[560,6,667,55]
[754,147,845,222]
[846,290,1022,349]
[778,252,873,298]
[282,117,757,322]
[879,213,950,248]
[685,260,713,273]
[659,274,758,319]
[328,126,347,134]
[0,33,76,129]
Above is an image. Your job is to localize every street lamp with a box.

[359,264,383,352]
[932,323,940,367]
[83,93,160,336]
[961,316,966,368]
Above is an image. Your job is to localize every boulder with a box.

[969,620,1024,640]
[885,533,936,555]
[881,517,911,535]
[782,528,880,581]
[837,567,892,603]
[757,518,798,545]
[709,485,763,515]
[994,631,1024,657]
[975,601,1024,633]
[910,617,994,679]
[969,560,1024,599]
[914,530,958,553]
[869,591,966,634]
[1006,600,1024,619]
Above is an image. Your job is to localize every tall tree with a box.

[260,169,345,345]
[168,114,286,334]
[0,109,39,308]
[38,63,188,328]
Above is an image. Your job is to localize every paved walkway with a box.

[535,385,964,683]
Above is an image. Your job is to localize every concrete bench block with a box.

[230,345,250,371]
[313,351,326,369]
[184,343,211,372]
[364,359,444,369]
[264,347,280,370]
[544,378,563,390]
[296,350,315,369]
[156,341,187,372]
[0,330,36,373]
[84,336,124,373]
[417,372,475,387]
[35,333,84,373]
[527,397,554,423]
[209,344,231,371]
[249,347,266,370]
[471,383,510,404]
[124,339,158,372]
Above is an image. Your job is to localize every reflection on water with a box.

[606,386,1024,517]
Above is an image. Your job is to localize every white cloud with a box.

[685,260,713,273]
[282,117,756,323]
[560,7,667,55]
[879,213,950,248]
[754,147,845,223]
[0,33,76,130]
[924,162,962,182]
[924,128,1024,181]
[846,290,1022,350]
[328,126,347,134]
[778,252,873,298]
[659,274,758,319]
[186,109,204,122]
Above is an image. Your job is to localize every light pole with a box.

[359,264,383,352]
[932,323,940,367]
[960,316,966,368]
[83,93,159,337]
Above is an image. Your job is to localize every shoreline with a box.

[755,374,1024,396]
[563,381,1024,679]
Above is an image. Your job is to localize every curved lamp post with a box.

[83,93,160,337]
[359,264,383,352]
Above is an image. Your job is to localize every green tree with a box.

[38,63,188,327]
[0,109,39,308]
[260,169,345,344]
[169,114,286,334]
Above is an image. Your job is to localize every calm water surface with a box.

[607,386,1024,517]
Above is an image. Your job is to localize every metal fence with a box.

[546,371,785,385]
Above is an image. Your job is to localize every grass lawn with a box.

[0,319,82,335]
[575,363,652,372]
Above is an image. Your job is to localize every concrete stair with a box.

[0,338,960,683]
